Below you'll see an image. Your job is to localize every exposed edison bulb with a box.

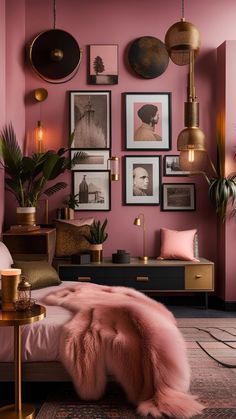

[188,148,195,163]
[35,121,44,153]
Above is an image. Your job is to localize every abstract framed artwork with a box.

[163,155,190,176]
[124,155,161,205]
[88,44,118,85]
[73,170,111,211]
[124,92,171,150]
[161,183,196,211]
[70,149,110,171]
[70,90,111,149]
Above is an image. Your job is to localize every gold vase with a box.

[90,244,103,263]
[1,268,22,311]
[16,207,36,226]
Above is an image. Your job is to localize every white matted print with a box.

[73,171,111,211]
[71,150,110,170]
[70,90,111,149]
[163,155,190,176]
[124,156,161,205]
[125,92,171,150]
[162,183,196,211]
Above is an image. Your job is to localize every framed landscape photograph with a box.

[124,92,171,150]
[162,183,196,211]
[70,90,111,149]
[73,171,111,211]
[163,155,190,176]
[88,44,118,85]
[124,155,161,205]
[71,149,110,170]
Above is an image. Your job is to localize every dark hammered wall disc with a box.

[128,36,169,79]
[29,29,81,81]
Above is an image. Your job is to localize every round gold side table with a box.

[0,304,46,419]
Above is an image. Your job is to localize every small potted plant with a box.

[83,218,108,262]
[63,193,79,220]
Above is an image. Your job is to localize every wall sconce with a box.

[133,213,148,262]
[108,156,120,181]
[34,88,48,153]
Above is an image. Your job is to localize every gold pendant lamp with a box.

[165,0,206,169]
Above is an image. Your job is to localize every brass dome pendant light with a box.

[29,0,81,83]
[165,0,206,168]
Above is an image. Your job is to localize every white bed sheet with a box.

[0,281,76,362]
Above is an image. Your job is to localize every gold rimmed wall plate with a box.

[34,88,48,102]
[128,36,169,79]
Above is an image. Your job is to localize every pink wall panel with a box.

[0,0,6,232]
[2,0,236,300]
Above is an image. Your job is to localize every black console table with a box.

[58,257,214,309]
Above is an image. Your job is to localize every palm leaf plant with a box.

[0,123,86,207]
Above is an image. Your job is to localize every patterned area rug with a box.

[36,318,236,419]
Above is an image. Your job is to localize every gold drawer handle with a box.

[77,276,91,282]
[195,274,202,279]
[136,276,149,282]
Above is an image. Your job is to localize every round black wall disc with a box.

[29,29,81,82]
[128,36,169,79]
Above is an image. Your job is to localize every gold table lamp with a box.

[134,213,148,262]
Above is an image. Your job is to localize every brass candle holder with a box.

[1,268,22,311]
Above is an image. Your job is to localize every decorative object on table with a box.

[1,268,21,311]
[83,219,108,263]
[124,92,171,151]
[124,155,161,205]
[128,36,169,79]
[14,276,35,311]
[69,90,111,149]
[163,155,190,176]
[112,250,130,264]
[133,214,148,262]
[88,44,118,85]
[28,0,81,83]
[161,183,196,211]
[34,88,48,153]
[54,219,94,258]
[0,124,85,226]
[73,171,111,211]
[71,253,91,264]
[63,193,80,220]
[157,228,199,262]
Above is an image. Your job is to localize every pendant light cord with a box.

[181,0,185,20]
[53,0,56,29]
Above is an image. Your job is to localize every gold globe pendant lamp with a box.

[164,0,200,66]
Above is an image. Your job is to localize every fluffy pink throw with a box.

[44,283,204,418]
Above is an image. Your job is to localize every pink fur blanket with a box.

[44,283,204,418]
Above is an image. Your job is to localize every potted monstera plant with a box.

[83,218,108,262]
[0,123,85,226]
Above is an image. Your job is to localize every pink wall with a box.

[0,0,6,232]
[3,0,236,300]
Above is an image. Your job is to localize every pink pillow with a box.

[158,228,199,262]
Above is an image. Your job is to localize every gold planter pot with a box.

[90,244,103,263]
[16,207,36,226]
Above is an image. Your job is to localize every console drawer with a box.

[185,265,214,290]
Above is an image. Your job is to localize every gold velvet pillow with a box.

[13,260,61,289]
[54,219,94,257]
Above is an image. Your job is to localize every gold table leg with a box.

[0,325,35,419]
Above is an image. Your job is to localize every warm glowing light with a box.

[35,121,44,153]
[188,148,195,162]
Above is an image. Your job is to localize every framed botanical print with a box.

[88,44,118,85]
[163,155,190,176]
[70,90,111,149]
[161,183,196,211]
[124,92,171,150]
[71,149,110,171]
[124,155,161,205]
[73,171,111,211]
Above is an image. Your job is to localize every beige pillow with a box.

[54,218,94,257]
[13,260,61,289]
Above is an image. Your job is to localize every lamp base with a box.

[139,256,149,262]
[0,403,35,418]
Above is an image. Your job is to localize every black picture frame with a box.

[69,90,111,149]
[73,170,111,211]
[161,183,196,211]
[124,92,171,151]
[124,155,161,205]
[163,155,190,176]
